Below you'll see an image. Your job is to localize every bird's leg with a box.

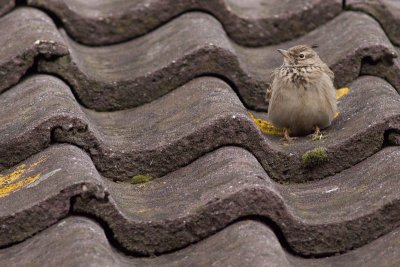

[310,126,324,140]
[281,128,297,142]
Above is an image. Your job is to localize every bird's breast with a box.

[268,69,336,135]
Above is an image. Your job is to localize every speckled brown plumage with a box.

[267,45,337,140]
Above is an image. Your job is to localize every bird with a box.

[266,44,337,141]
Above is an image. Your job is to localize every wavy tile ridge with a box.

[23,0,342,46]
[1,74,400,183]
[1,143,400,258]
[36,11,398,111]
[2,215,400,267]
[0,8,398,112]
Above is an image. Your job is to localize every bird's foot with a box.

[310,126,326,141]
[281,129,297,142]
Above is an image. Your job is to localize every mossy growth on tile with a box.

[302,147,328,168]
[130,174,153,184]
[56,55,71,66]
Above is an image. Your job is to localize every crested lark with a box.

[266,45,337,141]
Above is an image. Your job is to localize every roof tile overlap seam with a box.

[1,0,398,49]
[1,75,400,183]
[2,215,400,266]
[0,0,400,266]
[345,0,400,46]
[1,144,400,259]
[0,8,398,112]
[10,0,344,46]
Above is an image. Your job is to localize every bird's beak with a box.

[277,49,289,58]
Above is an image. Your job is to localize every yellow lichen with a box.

[0,164,26,187]
[0,157,47,198]
[0,174,41,198]
[250,87,349,136]
[248,112,284,135]
[336,87,350,100]
[27,156,47,172]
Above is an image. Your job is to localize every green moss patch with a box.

[302,147,329,168]
[130,174,153,184]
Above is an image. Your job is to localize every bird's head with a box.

[277,45,322,66]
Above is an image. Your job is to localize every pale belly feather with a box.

[268,76,336,136]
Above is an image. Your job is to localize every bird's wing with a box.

[323,64,335,81]
[265,70,276,102]
[265,85,272,102]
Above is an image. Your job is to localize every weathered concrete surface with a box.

[0,8,67,93]
[0,75,88,172]
[362,47,400,92]
[1,75,400,183]
[0,218,292,267]
[76,146,400,256]
[26,0,341,46]
[288,225,400,267]
[347,0,400,46]
[38,11,397,111]
[2,144,400,257]
[0,144,105,247]
[2,217,400,267]
[0,1,398,266]
[0,0,13,17]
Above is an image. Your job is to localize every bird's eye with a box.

[299,54,305,59]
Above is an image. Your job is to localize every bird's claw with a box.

[311,132,325,141]
[310,126,327,140]
[281,129,297,142]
